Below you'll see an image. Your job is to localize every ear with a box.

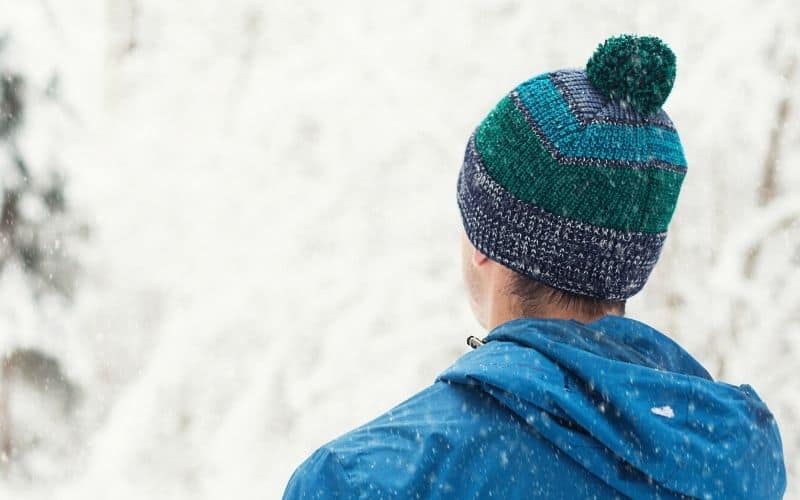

[471,247,490,267]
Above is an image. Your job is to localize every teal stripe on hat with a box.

[514,75,687,168]
[473,95,685,233]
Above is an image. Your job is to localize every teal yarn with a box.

[473,68,686,234]
[586,35,676,116]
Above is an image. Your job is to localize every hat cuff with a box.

[457,134,665,301]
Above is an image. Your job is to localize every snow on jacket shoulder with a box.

[283,316,786,499]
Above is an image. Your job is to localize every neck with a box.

[485,296,617,331]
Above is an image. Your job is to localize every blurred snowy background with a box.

[0,0,798,498]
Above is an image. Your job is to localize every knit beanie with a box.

[457,34,686,301]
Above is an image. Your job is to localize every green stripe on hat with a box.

[474,94,684,233]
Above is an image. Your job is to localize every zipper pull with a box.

[466,336,486,349]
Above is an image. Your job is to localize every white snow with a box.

[0,1,799,499]
[650,406,675,419]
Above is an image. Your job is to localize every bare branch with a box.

[758,53,796,206]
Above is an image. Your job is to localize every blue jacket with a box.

[284,316,786,499]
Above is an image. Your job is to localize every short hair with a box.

[506,271,626,318]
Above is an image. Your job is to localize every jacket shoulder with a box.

[284,382,481,498]
[283,446,353,499]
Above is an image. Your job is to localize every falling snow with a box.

[0,0,798,499]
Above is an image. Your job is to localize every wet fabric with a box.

[283,316,786,499]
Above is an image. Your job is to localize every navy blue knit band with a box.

[457,134,666,300]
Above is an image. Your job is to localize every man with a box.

[284,35,786,499]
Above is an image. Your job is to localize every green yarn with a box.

[586,35,676,116]
[475,95,684,233]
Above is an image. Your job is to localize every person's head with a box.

[456,35,685,330]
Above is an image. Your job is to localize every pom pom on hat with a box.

[586,34,676,116]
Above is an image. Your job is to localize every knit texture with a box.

[457,35,686,300]
[586,35,677,116]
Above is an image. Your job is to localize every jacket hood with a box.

[438,316,786,499]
